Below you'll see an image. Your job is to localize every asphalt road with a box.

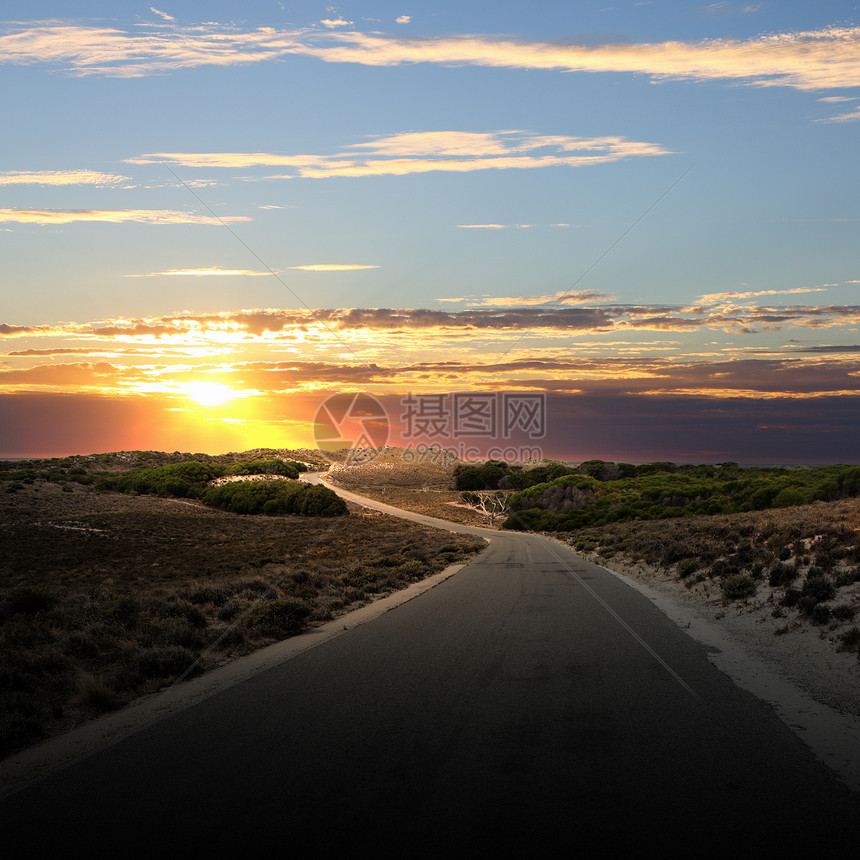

[3,475,859,852]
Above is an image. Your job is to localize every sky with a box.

[1,1,859,463]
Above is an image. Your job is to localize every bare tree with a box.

[460,490,509,525]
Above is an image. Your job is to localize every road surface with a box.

[2,474,859,852]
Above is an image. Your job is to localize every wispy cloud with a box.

[306,24,860,91]
[127,267,273,277]
[456,224,508,229]
[694,287,829,305]
[0,209,251,225]
[320,18,353,29]
[816,104,860,124]
[287,264,380,271]
[457,222,572,229]
[0,170,131,186]
[4,19,857,90]
[441,290,615,307]
[128,130,671,178]
[149,7,176,23]
[702,3,761,17]
[395,16,411,25]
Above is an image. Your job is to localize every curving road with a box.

[2,474,859,852]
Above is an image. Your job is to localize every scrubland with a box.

[0,452,483,759]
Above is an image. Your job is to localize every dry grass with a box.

[0,477,484,759]
[326,447,497,526]
[565,498,860,659]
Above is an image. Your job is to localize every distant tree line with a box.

[450,459,860,531]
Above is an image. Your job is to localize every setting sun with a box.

[180,381,237,407]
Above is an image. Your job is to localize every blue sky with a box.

[1,2,858,461]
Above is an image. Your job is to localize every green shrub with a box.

[676,558,701,579]
[225,459,299,479]
[201,480,347,517]
[835,568,860,587]
[801,574,836,604]
[768,562,797,588]
[831,604,857,622]
[70,671,120,712]
[134,646,200,680]
[781,588,801,607]
[721,573,757,601]
[810,603,832,625]
[98,594,140,625]
[241,598,312,636]
[2,587,56,618]
[837,627,860,652]
[153,618,205,649]
[339,567,377,588]
[100,461,224,499]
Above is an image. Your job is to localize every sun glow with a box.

[180,381,237,406]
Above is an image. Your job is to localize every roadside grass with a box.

[564,498,860,656]
[0,479,485,760]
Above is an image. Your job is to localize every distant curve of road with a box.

[2,473,859,852]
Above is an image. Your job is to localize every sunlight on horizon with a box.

[179,381,238,407]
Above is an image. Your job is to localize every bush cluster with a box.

[224,459,305,479]
[502,461,860,531]
[96,461,226,498]
[201,481,347,516]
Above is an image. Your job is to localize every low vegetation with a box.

[563,497,860,657]
[499,461,860,531]
[0,450,484,759]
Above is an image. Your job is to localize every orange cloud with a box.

[128,131,672,177]
[694,287,829,305]
[0,209,251,225]
[5,305,860,346]
[0,170,131,186]
[3,20,858,91]
[463,290,616,307]
[311,25,860,91]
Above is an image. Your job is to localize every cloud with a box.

[457,222,573,229]
[5,19,857,91]
[0,209,251,225]
[321,18,353,29]
[816,104,860,123]
[307,24,860,91]
[695,287,829,305]
[128,267,273,277]
[5,305,860,359]
[0,323,56,337]
[395,16,411,25]
[702,3,761,17]
[129,130,671,179]
[6,351,859,403]
[0,361,139,391]
[287,264,380,271]
[0,170,131,186]
[5,346,207,357]
[456,224,507,230]
[149,7,176,22]
[446,290,616,307]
